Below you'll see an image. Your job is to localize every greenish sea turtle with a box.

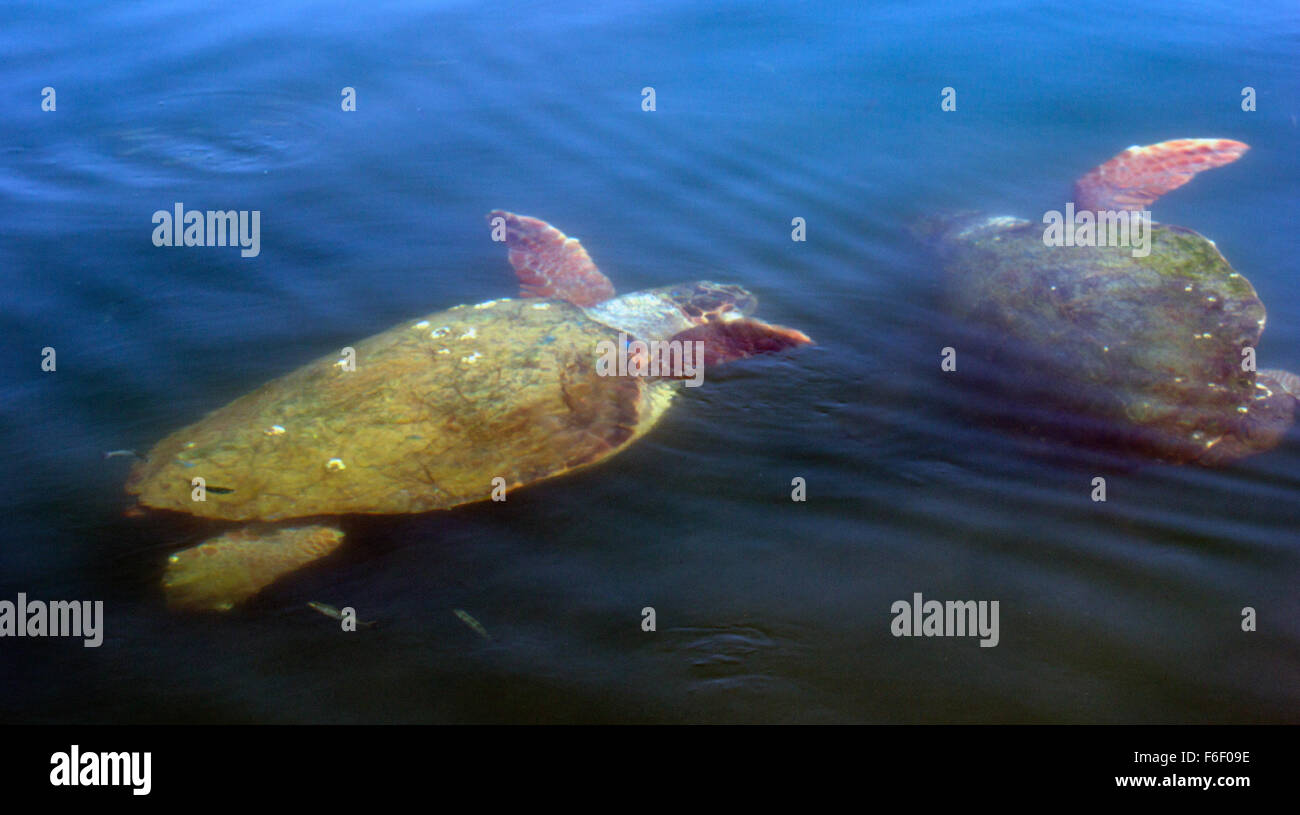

[126,211,812,611]
[917,139,1297,464]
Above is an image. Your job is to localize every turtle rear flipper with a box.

[1073,138,1249,212]
[162,525,345,612]
[488,210,616,306]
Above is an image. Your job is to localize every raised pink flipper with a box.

[488,210,616,306]
[1072,138,1249,212]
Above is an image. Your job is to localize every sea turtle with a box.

[917,139,1297,464]
[126,211,812,611]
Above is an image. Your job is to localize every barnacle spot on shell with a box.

[264,425,286,436]
[473,300,498,309]
[183,442,196,449]
[531,302,552,310]
[459,327,477,340]
[1184,285,1194,292]
[1229,272,1241,279]
[326,458,346,471]
[436,348,451,355]
[431,326,450,338]
[413,320,430,330]
[1236,406,1249,414]
[333,359,349,369]
[462,351,483,364]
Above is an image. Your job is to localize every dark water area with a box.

[1,0,1297,723]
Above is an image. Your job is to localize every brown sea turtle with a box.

[126,211,812,611]
[917,139,1298,464]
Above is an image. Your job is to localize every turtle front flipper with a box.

[488,210,616,306]
[668,318,813,367]
[162,524,345,612]
[1073,138,1249,212]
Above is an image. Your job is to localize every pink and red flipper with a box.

[1073,138,1249,212]
[488,210,616,307]
[669,319,813,367]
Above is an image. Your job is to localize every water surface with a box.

[1,0,1297,723]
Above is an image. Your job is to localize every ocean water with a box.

[1,0,1297,723]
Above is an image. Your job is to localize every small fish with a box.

[453,608,491,640]
[103,449,146,461]
[307,601,377,628]
[307,601,343,619]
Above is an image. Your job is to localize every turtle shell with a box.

[127,298,675,521]
[936,219,1288,463]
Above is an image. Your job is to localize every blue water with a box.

[1,0,1297,723]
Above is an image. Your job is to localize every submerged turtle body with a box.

[127,211,812,611]
[127,298,673,521]
[923,139,1297,464]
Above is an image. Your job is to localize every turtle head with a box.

[659,281,758,322]
[655,281,812,368]
[583,280,811,369]
[583,281,757,342]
